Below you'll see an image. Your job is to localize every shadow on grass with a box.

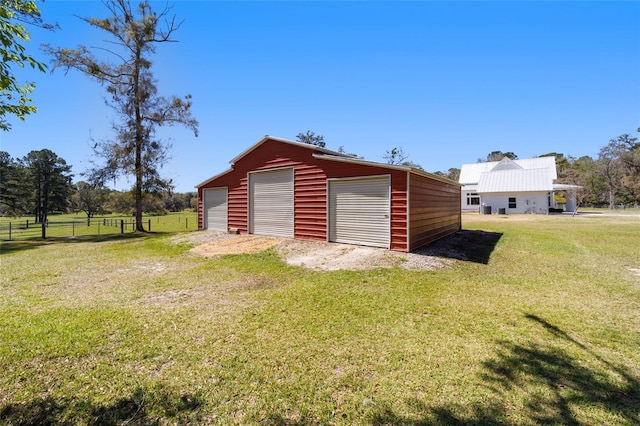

[366,314,640,425]
[369,403,505,426]
[414,229,503,264]
[0,386,203,426]
[0,232,168,256]
[263,413,317,425]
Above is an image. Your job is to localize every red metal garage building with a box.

[196,136,461,252]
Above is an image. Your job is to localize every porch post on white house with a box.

[565,189,577,213]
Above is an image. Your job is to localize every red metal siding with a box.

[197,193,203,229]
[318,165,407,251]
[199,138,459,252]
[408,173,461,251]
[199,140,317,236]
[294,164,327,240]
[390,180,408,251]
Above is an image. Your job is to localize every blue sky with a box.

[1,0,639,192]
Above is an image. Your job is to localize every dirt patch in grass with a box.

[179,232,462,271]
[189,235,283,256]
[141,289,202,306]
[627,267,640,277]
[277,238,452,270]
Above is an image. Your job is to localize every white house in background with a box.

[459,156,580,214]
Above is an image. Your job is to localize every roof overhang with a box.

[230,135,349,165]
[195,135,461,189]
[552,184,583,191]
[195,167,233,188]
[195,135,349,188]
[313,153,460,186]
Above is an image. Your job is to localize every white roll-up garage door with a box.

[203,187,228,231]
[328,176,390,248]
[249,168,294,238]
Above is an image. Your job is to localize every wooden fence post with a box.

[41,221,46,239]
[121,220,124,234]
[9,222,11,241]
[148,219,151,232]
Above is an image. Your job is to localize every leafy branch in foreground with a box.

[0,0,48,131]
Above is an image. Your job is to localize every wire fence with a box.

[0,214,197,241]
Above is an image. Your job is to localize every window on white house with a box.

[467,193,480,205]
[508,197,517,209]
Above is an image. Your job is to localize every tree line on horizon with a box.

[300,129,640,210]
[432,134,640,209]
[0,149,197,223]
[301,131,640,209]
[468,134,640,209]
[1,136,638,224]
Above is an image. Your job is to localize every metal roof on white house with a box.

[459,156,557,184]
[490,157,523,171]
[477,168,554,193]
[458,162,495,184]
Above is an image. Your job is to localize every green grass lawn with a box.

[1,214,639,425]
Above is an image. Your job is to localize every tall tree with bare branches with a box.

[44,0,198,231]
[383,147,408,165]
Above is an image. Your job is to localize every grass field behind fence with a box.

[0,211,198,240]
[1,213,639,424]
